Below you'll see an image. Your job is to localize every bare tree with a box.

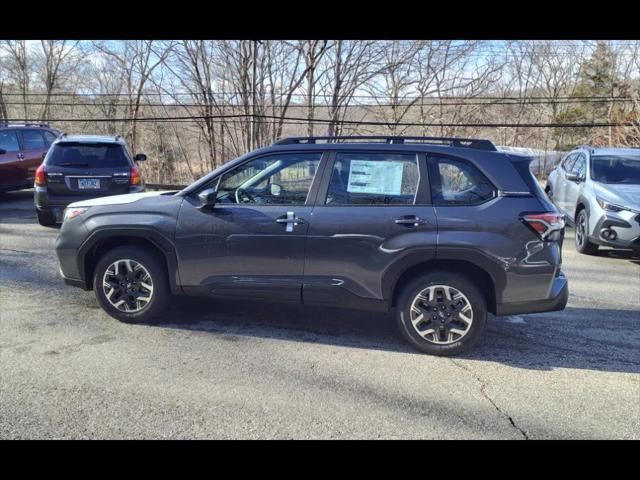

[92,40,174,152]
[364,40,422,135]
[319,40,382,136]
[34,40,82,121]
[298,40,332,136]
[1,40,30,121]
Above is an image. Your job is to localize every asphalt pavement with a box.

[1,190,638,439]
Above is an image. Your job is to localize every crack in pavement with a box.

[449,358,529,440]
[0,248,32,254]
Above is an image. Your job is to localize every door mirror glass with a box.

[197,187,217,209]
[0,148,6,155]
[566,172,580,182]
[134,153,147,162]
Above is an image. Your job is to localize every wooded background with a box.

[1,40,638,184]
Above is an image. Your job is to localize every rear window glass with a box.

[47,143,130,168]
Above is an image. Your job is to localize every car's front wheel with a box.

[395,272,487,356]
[93,246,169,323]
[575,209,599,255]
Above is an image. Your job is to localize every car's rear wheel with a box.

[36,209,57,227]
[93,246,169,323]
[575,209,599,255]
[395,271,487,356]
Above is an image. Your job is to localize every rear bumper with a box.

[496,272,568,316]
[34,185,145,211]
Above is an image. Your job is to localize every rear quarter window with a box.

[47,143,131,168]
[428,156,495,206]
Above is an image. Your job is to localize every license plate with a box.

[78,178,100,189]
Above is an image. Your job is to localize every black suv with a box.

[34,134,147,226]
[55,136,568,356]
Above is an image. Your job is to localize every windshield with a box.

[47,142,130,168]
[590,155,640,185]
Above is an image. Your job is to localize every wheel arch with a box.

[388,258,497,315]
[78,227,181,294]
[574,195,591,221]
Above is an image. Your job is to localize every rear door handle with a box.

[395,216,427,227]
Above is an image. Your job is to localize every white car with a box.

[546,146,640,255]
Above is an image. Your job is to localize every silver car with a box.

[546,146,640,254]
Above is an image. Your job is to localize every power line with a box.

[1,92,637,101]
[4,114,638,129]
[2,98,638,108]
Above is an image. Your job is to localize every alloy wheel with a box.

[409,285,473,345]
[102,259,154,313]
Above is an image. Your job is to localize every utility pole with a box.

[250,40,260,150]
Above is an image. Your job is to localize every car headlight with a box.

[63,207,88,222]
[596,198,626,213]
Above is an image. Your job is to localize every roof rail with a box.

[273,135,497,151]
[0,122,50,128]
[574,144,594,151]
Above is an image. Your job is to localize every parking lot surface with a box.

[1,190,639,439]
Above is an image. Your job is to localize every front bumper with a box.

[591,213,640,249]
[55,218,91,290]
[496,272,568,316]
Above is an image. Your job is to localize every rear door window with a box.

[47,143,131,168]
[0,130,20,152]
[42,131,58,146]
[325,153,419,205]
[20,130,46,150]
[428,156,495,206]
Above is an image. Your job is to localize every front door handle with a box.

[395,216,427,227]
[276,211,305,232]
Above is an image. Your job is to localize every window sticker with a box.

[347,160,405,195]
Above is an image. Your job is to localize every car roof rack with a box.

[273,135,497,151]
[0,122,51,128]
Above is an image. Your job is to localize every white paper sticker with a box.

[347,160,404,195]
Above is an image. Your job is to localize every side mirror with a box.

[0,148,6,155]
[134,153,147,162]
[566,172,581,182]
[42,152,47,159]
[197,187,217,210]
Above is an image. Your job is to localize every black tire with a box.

[574,209,599,255]
[93,246,169,324]
[36,209,57,227]
[395,271,487,356]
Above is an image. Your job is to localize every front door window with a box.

[215,153,322,205]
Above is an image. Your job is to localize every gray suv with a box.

[55,136,568,356]
[546,146,640,254]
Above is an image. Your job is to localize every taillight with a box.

[521,212,565,240]
[130,166,141,185]
[35,164,46,186]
